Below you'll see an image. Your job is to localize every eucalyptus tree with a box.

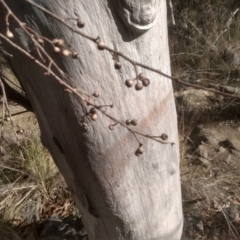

[0,0,183,239]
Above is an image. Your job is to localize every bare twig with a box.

[23,0,240,100]
[168,0,176,25]
[0,17,172,152]
[0,77,19,141]
[1,0,240,154]
[214,8,239,45]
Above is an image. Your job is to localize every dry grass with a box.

[0,1,240,239]
[171,2,240,239]
[170,1,240,91]
[178,106,240,239]
[0,130,77,239]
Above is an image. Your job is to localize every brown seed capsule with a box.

[114,61,122,70]
[161,133,168,140]
[138,73,147,80]
[62,49,70,56]
[109,124,114,130]
[6,30,14,38]
[125,79,134,88]
[135,146,144,156]
[72,51,79,59]
[131,119,138,126]
[142,78,150,87]
[93,91,100,98]
[97,41,105,50]
[125,119,131,125]
[56,39,65,47]
[52,38,59,45]
[53,47,61,53]
[37,37,44,45]
[135,81,143,91]
[89,107,97,114]
[77,19,85,28]
[91,113,98,121]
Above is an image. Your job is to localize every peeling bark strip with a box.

[0,0,183,239]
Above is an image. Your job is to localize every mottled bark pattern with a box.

[0,0,183,239]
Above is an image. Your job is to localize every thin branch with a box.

[0,74,33,111]
[25,0,98,42]
[167,0,176,25]
[1,0,240,153]
[23,0,240,100]
[214,8,239,45]
[0,77,19,141]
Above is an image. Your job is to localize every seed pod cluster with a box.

[52,39,64,54]
[135,144,144,156]
[125,79,134,88]
[93,91,100,98]
[52,38,65,47]
[37,37,44,45]
[97,41,105,50]
[77,19,85,28]
[130,119,138,126]
[125,119,138,126]
[109,124,115,130]
[62,49,71,56]
[51,38,78,58]
[108,122,118,130]
[91,113,98,121]
[89,107,97,114]
[135,81,143,91]
[6,29,14,38]
[53,46,61,53]
[160,133,168,140]
[137,73,150,88]
[125,73,150,91]
[114,61,122,70]
[72,51,79,59]
[89,108,98,121]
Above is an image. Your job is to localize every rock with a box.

[175,89,213,113]
[191,211,204,234]
[184,209,204,238]
[40,215,85,240]
[224,205,239,222]
[175,89,216,124]
[197,144,208,159]
[197,126,240,153]
[192,125,240,166]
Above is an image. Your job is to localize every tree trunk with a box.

[0,0,183,239]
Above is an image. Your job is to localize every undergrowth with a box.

[171,1,240,239]
[1,0,240,239]
[0,131,77,239]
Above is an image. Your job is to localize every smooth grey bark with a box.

[0,0,183,239]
